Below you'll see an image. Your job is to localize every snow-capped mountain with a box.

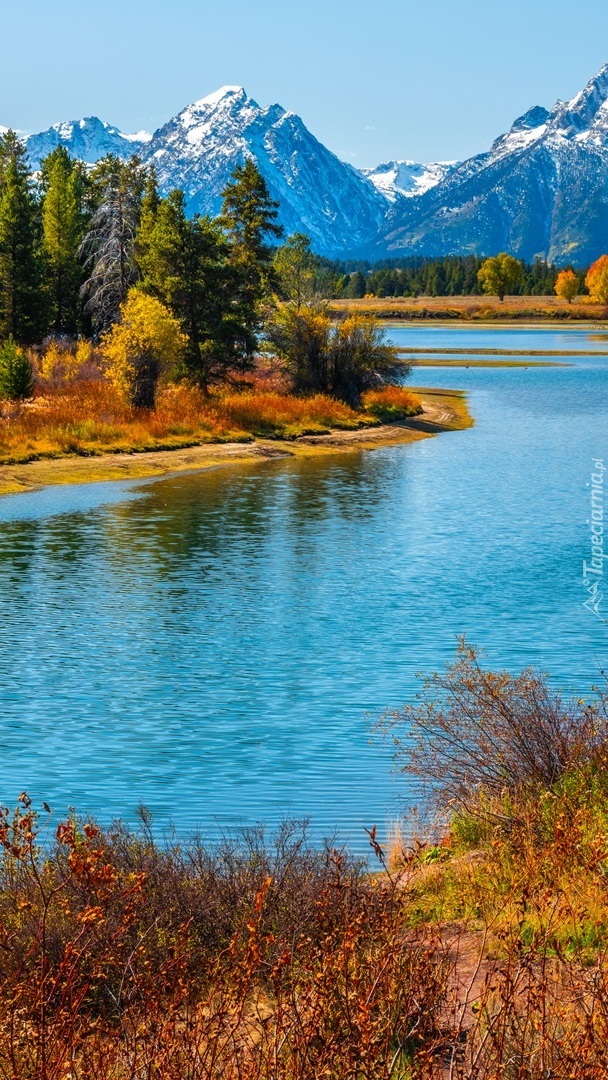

[377,63,608,264]
[18,88,386,257]
[8,63,608,262]
[361,159,456,202]
[25,117,152,169]
[142,87,386,256]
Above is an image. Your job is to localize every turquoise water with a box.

[0,326,607,849]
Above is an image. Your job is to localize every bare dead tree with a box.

[79,156,146,332]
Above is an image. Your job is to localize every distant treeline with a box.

[314,256,588,299]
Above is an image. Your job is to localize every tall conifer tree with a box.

[137,188,251,389]
[40,146,88,334]
[0,132,45,342]
[221,160,283,351]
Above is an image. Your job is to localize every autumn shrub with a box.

[101,289,188,408]
[0,800,450,1079]
[38,337,99,386]
[265,303,405,405]
[374,645,608,1076]
[381,638,608,821]
[363,385,423,421]
[0,377,381,462]
[211,388,365,436]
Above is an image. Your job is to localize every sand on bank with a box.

[0,390,470,497]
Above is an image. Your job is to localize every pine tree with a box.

[345,270,366,299]
[0,133,46,343]
[221,160,283,353]
[79,155,146,332]
[137,189,252,389]
[0,130,25,188]
[0,335,34,400]
[40,146,88,334]
[135,166,160,267]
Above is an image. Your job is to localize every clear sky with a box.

[3,0,608,167]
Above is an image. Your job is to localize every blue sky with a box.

[3,0,608,167]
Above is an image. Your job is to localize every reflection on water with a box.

[0,326,607,849]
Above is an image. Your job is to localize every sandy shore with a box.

[0,391,470,497]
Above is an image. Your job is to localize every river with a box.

[0,325,606,850]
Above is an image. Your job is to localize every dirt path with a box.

[0,394,468,497]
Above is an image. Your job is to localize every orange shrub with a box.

[211,389,361,436]
[362,385,423,421]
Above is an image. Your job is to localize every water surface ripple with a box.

[0,326,607,849]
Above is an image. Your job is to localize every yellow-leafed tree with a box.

[101,289,187,408]
[554,269,579,304]
[477,253,523,301]
[585,255,608,305]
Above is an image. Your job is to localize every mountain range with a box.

[8,63,608,264]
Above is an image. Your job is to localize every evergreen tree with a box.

[0,130,26,188]
[0,133,46,343]
[80,155,146,332]
[135,166,160,268]
[137,189,252,389]
[0,335,34,400]
[221,160,283,352]
[345,270,366,299]
[40,146,88,334]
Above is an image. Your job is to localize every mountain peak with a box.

[194,86,248,109]
[547,61,608,140]
[24,115,151,169]
[510,105,550,133]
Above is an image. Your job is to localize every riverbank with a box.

[329,295,608,321]
[0,388,471,496]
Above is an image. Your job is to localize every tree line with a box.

[0,135,400,410]
[0,132,282,374]
[331,256,585,299]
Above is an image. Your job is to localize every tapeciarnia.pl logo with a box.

[583,458,606,621]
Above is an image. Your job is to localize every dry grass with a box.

[329,295,608,321]
[362,386,423,421]
[0,380,376,465]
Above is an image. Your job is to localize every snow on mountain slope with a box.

[25,117,152,170]
[362,159,456,201]
[377,62,608,265]
[15,88,387,257]
[9,63,608,262]
[143,87,386,256]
